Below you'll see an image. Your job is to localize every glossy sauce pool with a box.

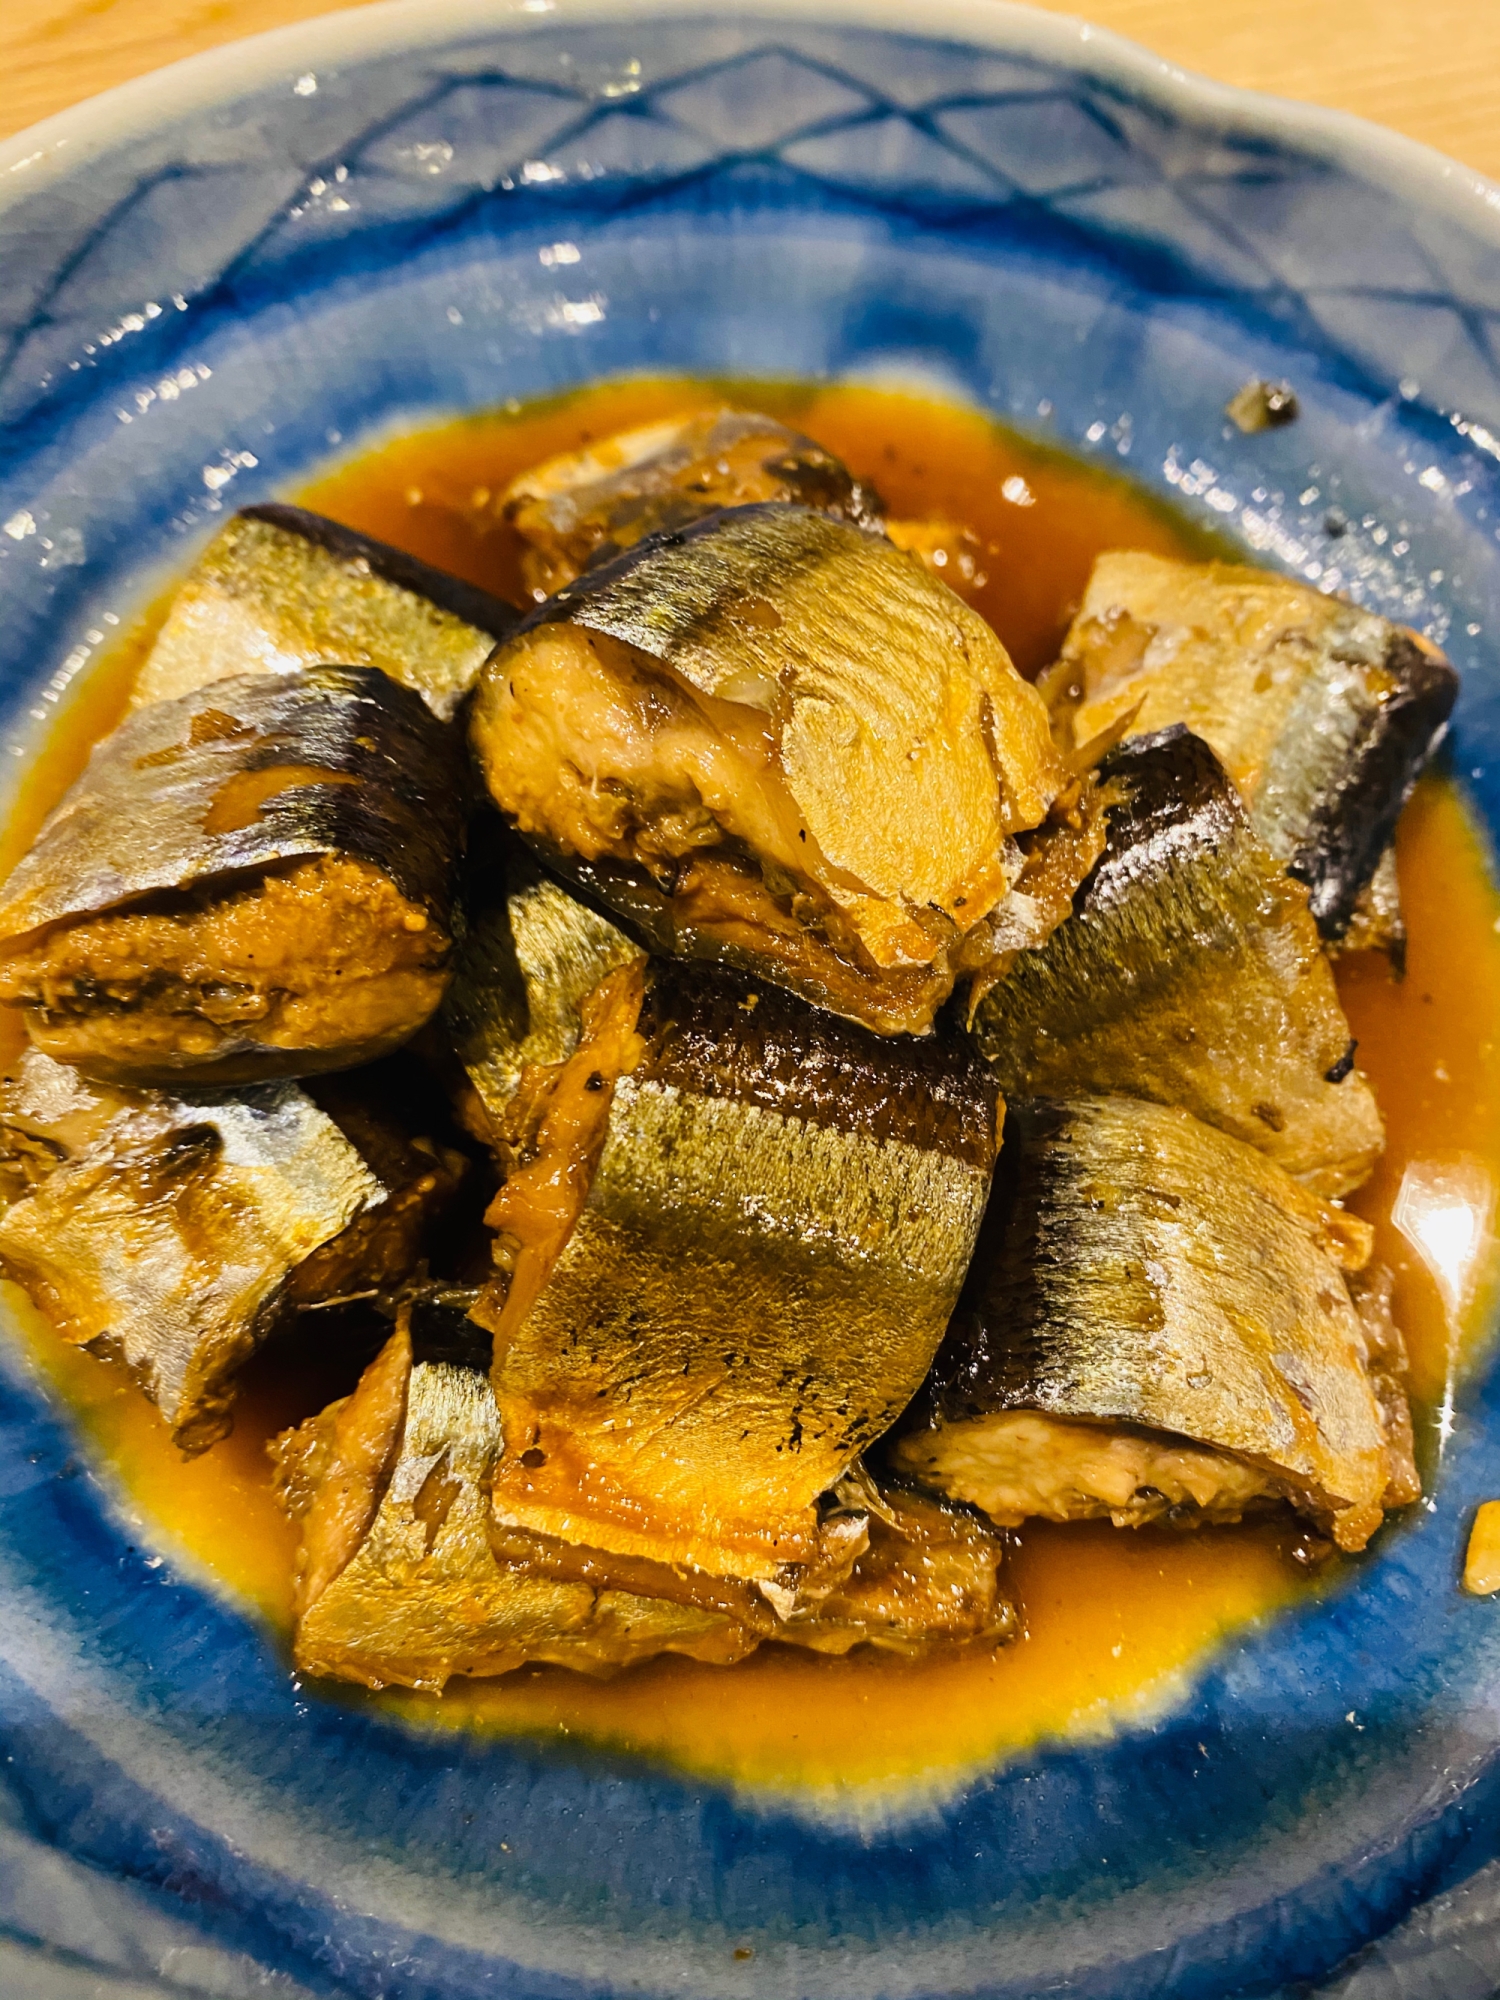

[5,381,1499,1807]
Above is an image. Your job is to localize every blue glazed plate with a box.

[4,5,1500,1994]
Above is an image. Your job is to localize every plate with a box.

[3,4,1500,1995]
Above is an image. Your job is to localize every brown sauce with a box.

[4,380,1497,1805]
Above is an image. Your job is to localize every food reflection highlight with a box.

[0,381,1488,1800]
[1393,1156,1497,1464]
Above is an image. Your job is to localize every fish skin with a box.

[502,407,885,596]
[278,1303,1013,1689]
[1047,552,1458,938]
[484,956,1000,1582]
[442,821,645,1135]
[0,665,462,943]
[131,504,518,722]
[472,503,1064,1035]
[970,727,1384,1197]
[893,1094,1407,1552]
[281,1312,761,1691]
[0,1082,387,1452]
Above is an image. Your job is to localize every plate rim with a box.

[4,0,1500,242]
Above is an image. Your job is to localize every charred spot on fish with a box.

[1325,1041,1357,1084]
[1287,632,1458,938]
[520,1447,547,1469]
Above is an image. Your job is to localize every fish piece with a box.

[273,1299,1014,1689]
[274,1296,762,1690]
[889,1096,1418,1553]
[1463,1502,1500,1596]
[1041,551,1458,938]
[501,407,884,598]
[970,727,1384,1197]
[130,504,517,722]
[475,950,1000,1586]
[1334,842,1405,969]
[0,666,465,1084]
[778,1478,1015,1658]
[0,1081,424,1452]
[441,817,646,1145]
[0,1045,137,1204]
[472,502,1065,1035]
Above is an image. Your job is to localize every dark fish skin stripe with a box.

[635,960,1000,1169]
[915,1098,1084,1422]
[0,665,465,941]
[243,504,520,643]
[1073,724,1246,920]
[404,1289,490,1371]
[1288,633,1458,938]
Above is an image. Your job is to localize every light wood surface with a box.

[3,0,1498,182]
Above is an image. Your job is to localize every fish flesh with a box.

[778,1476,1015,1658]
[970,726,1384,1197]
[474,950,999,1586]
[472,502,1066,1035]
[0,1081,388,1454]
[0,666,465,1084]
[273,1295,1012,1689]
[1040,552,1458,939]
[131,504,517,722]
[500,407,885,598]
[0,1076,460,1452]
[889,1095,1419,1553]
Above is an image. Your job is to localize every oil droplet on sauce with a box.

[5,380,1498,1804]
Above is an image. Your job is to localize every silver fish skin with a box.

[890,1094,1416,1553]
[482,957,1001,1585]
[0,1082,386,1452]
[0,665,460,942]
[971,727,1384,1197]
[500,406,885,597]
[1044,551,1458,938]
[0,1047,136,1200]
[131,505,518,722]
[442,823,644,1136]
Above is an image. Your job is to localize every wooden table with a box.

[4,0,1499,183]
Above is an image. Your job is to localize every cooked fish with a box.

[0,1080,443,1452]
[472,502,1065,1035]
[778,1477,1015,1658]
[1041,551,1458,938]
[274,1294,762,1690]
[474,948,1000,1586]
[1335,843,1405,969]
[889,1096,1418,1552]
[0,666,465,1084]
[441,817,645,1144]
[273,1296,1013,1689]
[970,726,1384,1197]
[131,504,517,722]
[0,1045,136,1204]
[501,407,884,598]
